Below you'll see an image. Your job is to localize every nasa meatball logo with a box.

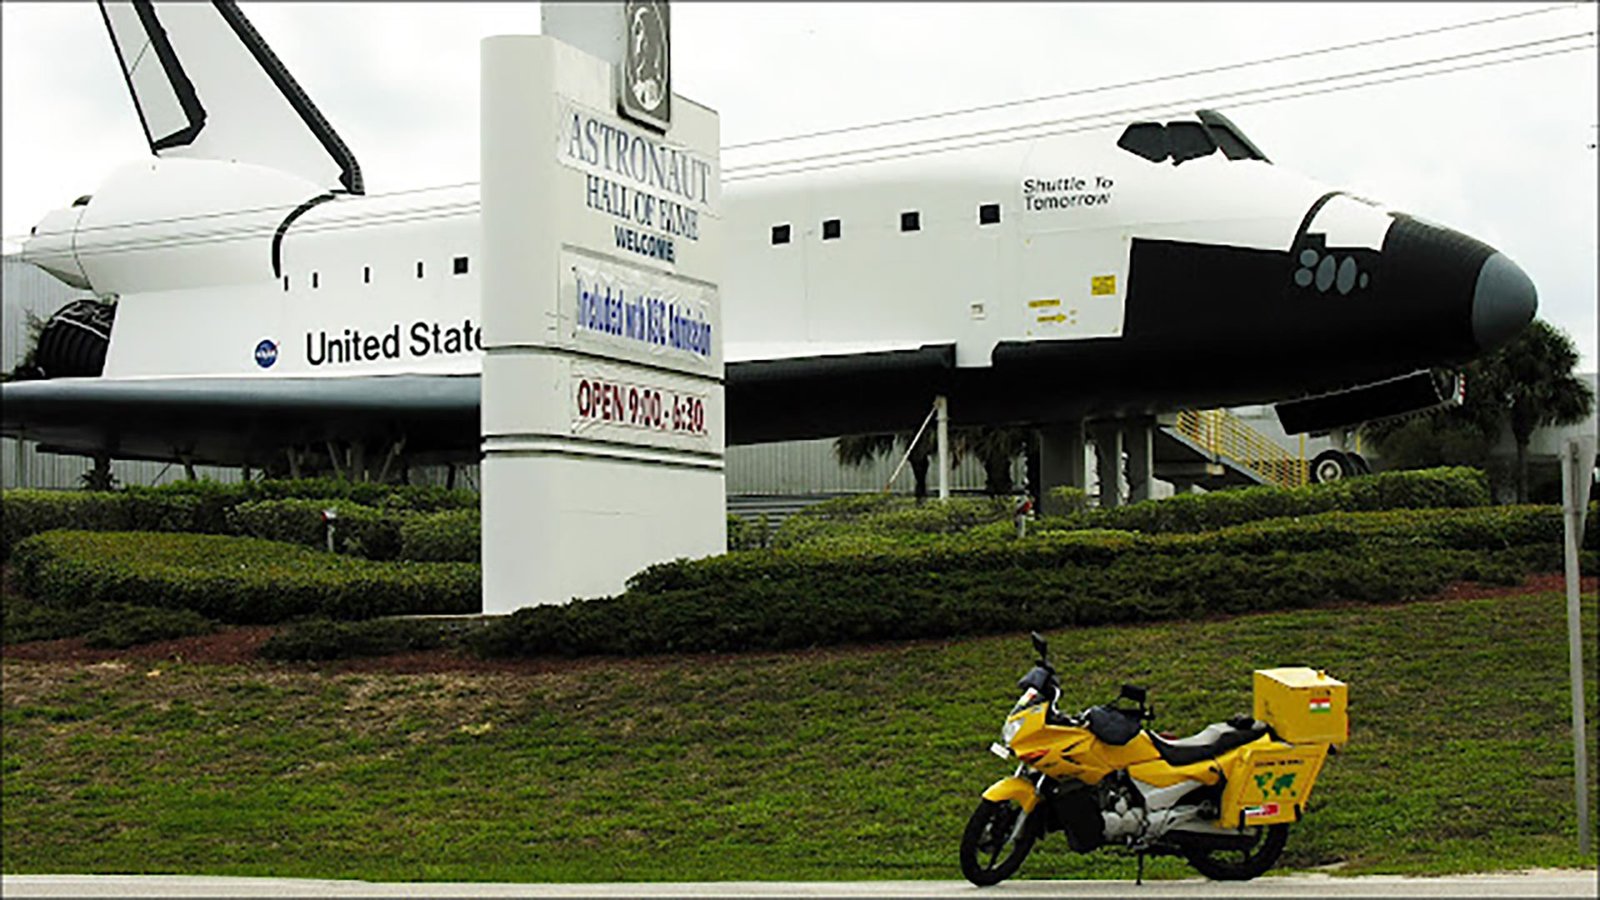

[621,0,670,131]
[254,339,278,368]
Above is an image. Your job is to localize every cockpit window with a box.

[1166,122,1217,164]
[1117,122,1170,162]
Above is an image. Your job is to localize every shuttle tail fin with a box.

[98,1,363,193]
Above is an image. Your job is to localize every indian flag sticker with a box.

[1245,803,1280,819]
[1309,696,1332,714]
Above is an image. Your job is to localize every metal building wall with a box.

[725,437,989,495]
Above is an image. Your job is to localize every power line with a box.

[725,33,1596,182]
[8,5,1579,245]
[723,3,1579,152]
[10,27,1592,248]
[726,41,1595,183]
[17,40,1590,256]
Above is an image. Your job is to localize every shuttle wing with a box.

[99,0,362,193]
[1,375,476,464]
[0,341,961,463]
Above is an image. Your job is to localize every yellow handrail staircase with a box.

[1172,409,1308,489]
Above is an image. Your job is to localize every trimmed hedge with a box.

[399,509,480,562]
[1,490,203,559]
[258,617,450,661]
[467,504,1581,659]
[2,597,216,647]
[11,532,480,624]
[770,467,1494,549]
[82,605,216,649]
[629,506,1573,595]
[1044,466,1492,535]
[466,545,1528,659]
[1,478,479,560]
[772,496,1017,548]
[229,499,409,561]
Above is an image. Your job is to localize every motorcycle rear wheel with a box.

[959,798,1037,886]
[1184,823,1289,881]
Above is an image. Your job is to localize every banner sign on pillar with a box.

[569,358,713,452]
[563,248,718,374]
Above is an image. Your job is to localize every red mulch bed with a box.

[3,574,1594,676]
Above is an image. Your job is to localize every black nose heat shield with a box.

[1369,214,1538,361]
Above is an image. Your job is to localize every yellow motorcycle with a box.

[960,632,1346,885]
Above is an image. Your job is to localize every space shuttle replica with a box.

[4,0,1538,490]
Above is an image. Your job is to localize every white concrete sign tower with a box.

[480,2,723,612]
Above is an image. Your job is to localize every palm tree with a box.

[1366,319,1593,501]
[1474,319,1594,502]
[834,431,941,501]
[954,426,1034,496]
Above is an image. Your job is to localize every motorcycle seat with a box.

[1148,720,1270,767]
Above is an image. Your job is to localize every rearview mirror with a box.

[1120,684,1148,706]
[1030,631,1049,663]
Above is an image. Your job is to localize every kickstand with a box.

[1135,850,1145,886]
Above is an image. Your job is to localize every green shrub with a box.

[2,479,480,561]
[471,504,1571,660]
[2,594,214,648]
[3,596,112,644]
[83,606,215,649]
[0,490,203,559]
[399,509,480,562]
[467,545,1504,659]
[1039,467,1492,536]
[12,532,480,624]
[229,499,409,560]
[258,617,449,661]
[771,495,1014,548]
[134,477,478,514]
[760,468,1492,550]
[1048,486,1090,514]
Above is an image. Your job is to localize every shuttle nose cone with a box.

[1471,252,1537,351]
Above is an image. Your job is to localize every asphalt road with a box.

[2,871,1596,897]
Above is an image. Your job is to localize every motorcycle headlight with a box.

[1001,718,1024,746]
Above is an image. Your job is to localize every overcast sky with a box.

[2,1,1595,370]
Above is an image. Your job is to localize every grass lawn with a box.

[2,588,1595,883]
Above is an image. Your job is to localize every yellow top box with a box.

[1253,667,1348,747]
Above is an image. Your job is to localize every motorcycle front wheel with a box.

[1184,822,1289,881]
[959,798,1038,886]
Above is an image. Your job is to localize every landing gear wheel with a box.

[959,798,1038,886]
[1184,823,1289,881]
[1348,452,1372,475]
[1310,450,1354,483]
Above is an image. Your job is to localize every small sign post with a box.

[1560,435,1595,855]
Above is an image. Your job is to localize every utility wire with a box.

[723,2,1579,151]
[21,40,1591,256]
[725,32,1596,180]
[37,39,1593,258]
[7,5,1580,244]
[11,28,1592,247]
[726,42,1595,183]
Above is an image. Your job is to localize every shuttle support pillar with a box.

[1126,418,1155,504]
[1037,422,1087,516]
[1090,422,1125,508]
[936,395,950,501]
